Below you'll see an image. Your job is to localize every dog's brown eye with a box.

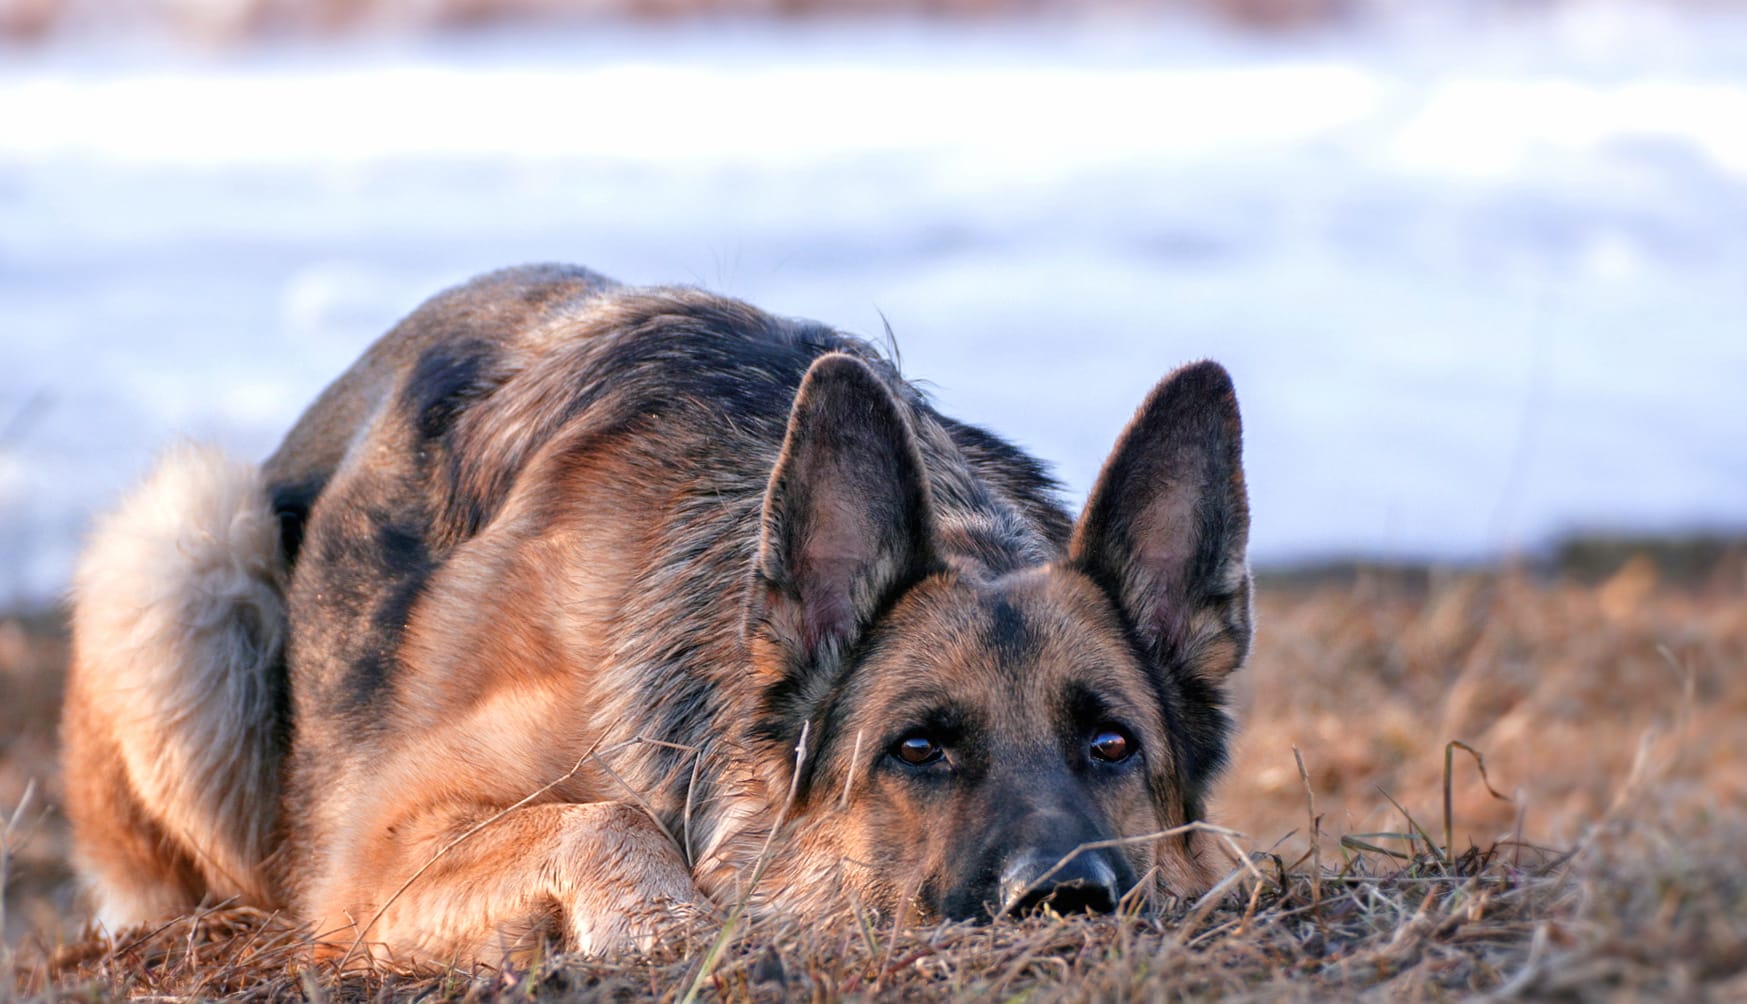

[893,734,943,766]
[1090,729,1133,763]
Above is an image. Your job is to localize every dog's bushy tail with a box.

[66,443,288,926]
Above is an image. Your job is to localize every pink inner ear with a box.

[799,524,880,653]
[798,569,856,655]
[1126,471,1205,648]
[759,572,852,661]
[1139,476,1201,569]
[790,455,884,653]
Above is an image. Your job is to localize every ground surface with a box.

[5,545,1744,1000]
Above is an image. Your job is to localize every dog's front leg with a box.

[322,801,702,966]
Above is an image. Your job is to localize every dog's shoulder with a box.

[261,264,618,538]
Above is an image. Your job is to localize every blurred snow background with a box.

[3,1,1745,604]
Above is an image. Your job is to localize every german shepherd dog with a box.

[62,264,1252,964]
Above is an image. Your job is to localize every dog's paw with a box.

[567,889,709,956]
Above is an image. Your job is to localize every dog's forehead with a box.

[975,568,1135,668]
[864,566,1152,707]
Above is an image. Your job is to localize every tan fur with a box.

[63,443,287,928]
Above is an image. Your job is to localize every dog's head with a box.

[744,352,1250,920]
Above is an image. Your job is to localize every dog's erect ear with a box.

[1070,361,1252,693]
[747,353,935,685]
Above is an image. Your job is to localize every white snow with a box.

[2,6,1745,604]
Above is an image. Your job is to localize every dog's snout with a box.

[999,850,1120,917]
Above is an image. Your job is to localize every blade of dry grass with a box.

[1294,746,1321,911]
[1,780,36,985]
[1444,739,1513,863]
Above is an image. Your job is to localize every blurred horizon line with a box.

[3,0,1719,47]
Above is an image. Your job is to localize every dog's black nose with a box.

[999,850,1120,916]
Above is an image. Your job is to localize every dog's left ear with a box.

[1070,361,1252,694]
[747,353,936,691]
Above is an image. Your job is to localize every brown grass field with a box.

[4,541,1745,1001]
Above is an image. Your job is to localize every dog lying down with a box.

[63,264,1251,964]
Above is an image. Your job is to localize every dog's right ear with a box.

[1069,360,1252,696]
[746,353,936,698]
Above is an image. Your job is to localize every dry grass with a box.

[5,542,1745,1000]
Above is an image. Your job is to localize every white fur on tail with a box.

[72,443,287,918]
